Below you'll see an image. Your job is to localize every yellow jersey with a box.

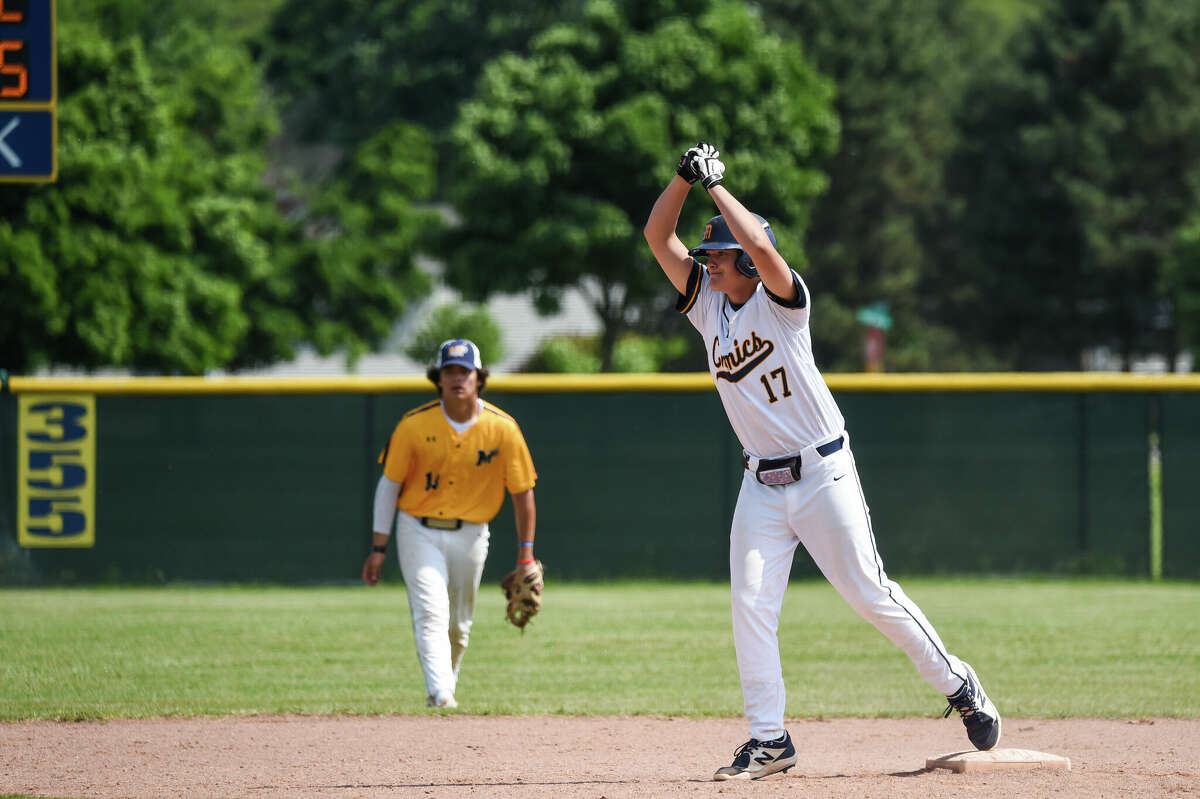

[380,399,537,524]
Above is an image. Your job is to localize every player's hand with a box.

[678,142,718,184]
[676,145,701,184]
[362,552,386,586]
[691,142,725,190]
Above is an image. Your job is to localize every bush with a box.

[526,337,602,373]
[526,333,690,373]
[404,303,504,367]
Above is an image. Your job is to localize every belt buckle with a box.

[756,454,801,486]
[422,517,462,530]
[757,466,796,486]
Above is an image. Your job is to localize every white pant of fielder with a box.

[394,511,490,703]
[731,433,968,741]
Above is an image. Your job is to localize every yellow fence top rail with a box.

[6,371,1200,395]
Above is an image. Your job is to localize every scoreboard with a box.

[0,0,55,182]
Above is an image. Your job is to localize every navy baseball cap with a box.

[436,338,483,370]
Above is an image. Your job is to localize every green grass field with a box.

[1,579,1197,721]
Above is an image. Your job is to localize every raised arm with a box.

[643,148,703,295]
[692,147,797,303]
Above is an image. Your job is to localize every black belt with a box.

[419,517,463,530]
[741,436,844,485]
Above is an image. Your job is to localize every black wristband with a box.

[372,544,388,554]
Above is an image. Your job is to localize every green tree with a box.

[0,24,271,373]
[403,303,506,368]
[280,121,440,368]
[0,22,435,373]
[944,0,1200,370]
[525,332,689,372]
[1164,213,1200,361]
[441,0,838,371]
[260,0,583,148]
[525,337,603,373]
[61,0,288,42]
[965,0,1051,47]
[759,0,995,371]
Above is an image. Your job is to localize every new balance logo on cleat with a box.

[713,732,798,781]
[944,662,1002,751]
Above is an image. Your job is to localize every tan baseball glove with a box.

[500,559,544,630]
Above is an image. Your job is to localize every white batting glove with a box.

[690,142,725,189]
[691,149,724,188]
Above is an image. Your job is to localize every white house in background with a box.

[226,271,604,377]
[1081,346,1193,374]
[35,272,604,378]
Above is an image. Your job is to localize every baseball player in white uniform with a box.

[644,143,1001,780]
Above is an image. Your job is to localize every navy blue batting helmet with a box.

[688,214,777,278]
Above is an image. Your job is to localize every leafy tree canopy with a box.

[277,121,440,368]
[1,22,280,373]
[761,0,990,371]
[1165,213,1200,359]
[61,0,288,42]
[260,0,585,148]
[525,333,690,373]
[1,19,436,374]
[440,0,838,370]
[945,0,1200,369]
[403,303,506,369]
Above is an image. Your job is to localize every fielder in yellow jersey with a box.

[381,398,536,524]
[362,338,537,709]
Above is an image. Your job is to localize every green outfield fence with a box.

[2,372,1199,584]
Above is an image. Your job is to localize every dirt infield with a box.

[2,715,1196,798]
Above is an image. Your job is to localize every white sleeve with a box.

[764,269,810,330]
[372,474,402,535]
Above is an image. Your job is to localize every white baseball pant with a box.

[730,433,967,741]
[394,511,490,703]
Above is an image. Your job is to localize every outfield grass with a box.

[1,579,1197,721]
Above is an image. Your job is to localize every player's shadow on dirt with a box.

[312,780,636,790]
[312,770,937,790]
[767,769,934,781]
[676,769,936,784]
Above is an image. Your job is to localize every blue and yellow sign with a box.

[17,393,95,547]
[0,0,56,182]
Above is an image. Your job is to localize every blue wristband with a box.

[519,541,534,547]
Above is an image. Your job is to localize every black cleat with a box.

[944,662,1002,750]
[713,732,798,780]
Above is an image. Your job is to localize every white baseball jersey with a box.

[677,261,844,459]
